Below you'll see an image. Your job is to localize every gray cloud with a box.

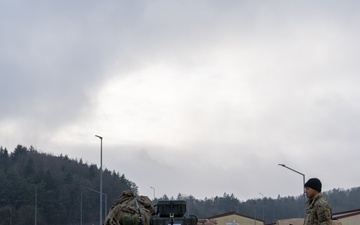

[1,1,360,200]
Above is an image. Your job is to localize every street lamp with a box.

[35,186,37,225]
[81,187,108,225]
[150,187,155,200]
[95,135,103,225]
[278,164,306,203]
[259,193,264,222]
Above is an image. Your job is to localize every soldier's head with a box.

[304,178,322,199]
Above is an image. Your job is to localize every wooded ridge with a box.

[1,145,359,225]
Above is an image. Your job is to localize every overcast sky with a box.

[1,1,360,201]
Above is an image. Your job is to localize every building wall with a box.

[275,217,359,225]
[338,214,360,225]
[213,215,264,225]
[276,218,303,225]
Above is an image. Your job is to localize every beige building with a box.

[201,208,360,225]
[198,209,360,225]
[333,208,360,225]
[206,211,264,225]
[275,218,342,225]
[271,208,360,225]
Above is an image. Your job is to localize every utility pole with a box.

[259,193,264,222]
[35,186,37,225]
[95,135,103,225]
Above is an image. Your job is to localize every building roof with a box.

[205,208,360,225]
[207,211,264,222]
[333,208,360,219]
[262,208,360,225]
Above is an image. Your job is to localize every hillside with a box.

[0,145,137,225]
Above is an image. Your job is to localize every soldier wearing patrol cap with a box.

[303,178,332,225]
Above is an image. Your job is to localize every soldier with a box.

[304,178,332,225]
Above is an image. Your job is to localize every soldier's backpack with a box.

[104,190,155,225]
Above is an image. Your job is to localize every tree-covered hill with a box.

[0,145,137,225]
[1,145,360,225]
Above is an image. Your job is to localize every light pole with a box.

[259,193,264,222]
[278,164,306,203]
[150,187,155,201]
[35,186,37,225]
[81,187,108,225]
[254,199,257,225]
[95,135,103,225]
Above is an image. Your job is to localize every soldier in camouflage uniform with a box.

[304,178,332,225]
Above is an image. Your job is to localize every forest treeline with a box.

[1,145,359,225]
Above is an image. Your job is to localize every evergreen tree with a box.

[1,144,360,225]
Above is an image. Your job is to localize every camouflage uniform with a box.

[304,193,332,225]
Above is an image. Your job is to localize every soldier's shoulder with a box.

[315,196,330,207]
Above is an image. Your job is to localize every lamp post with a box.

[150,187,155,201]
[278,164,306,203]
[35,186,37,225]
[259,193,264,222]
[254,199,257,225]
[81,187,108,225]
[95,135,103,225]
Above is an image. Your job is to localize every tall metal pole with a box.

[82,187,107,223]
[80,191,83,225]
[105,194,107,217]
[278,164,306,203]
[254,199,257,225]
[150,187,155,200]
[35,186,37,225]
[95,135,103,225]
[259,193,264,222]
